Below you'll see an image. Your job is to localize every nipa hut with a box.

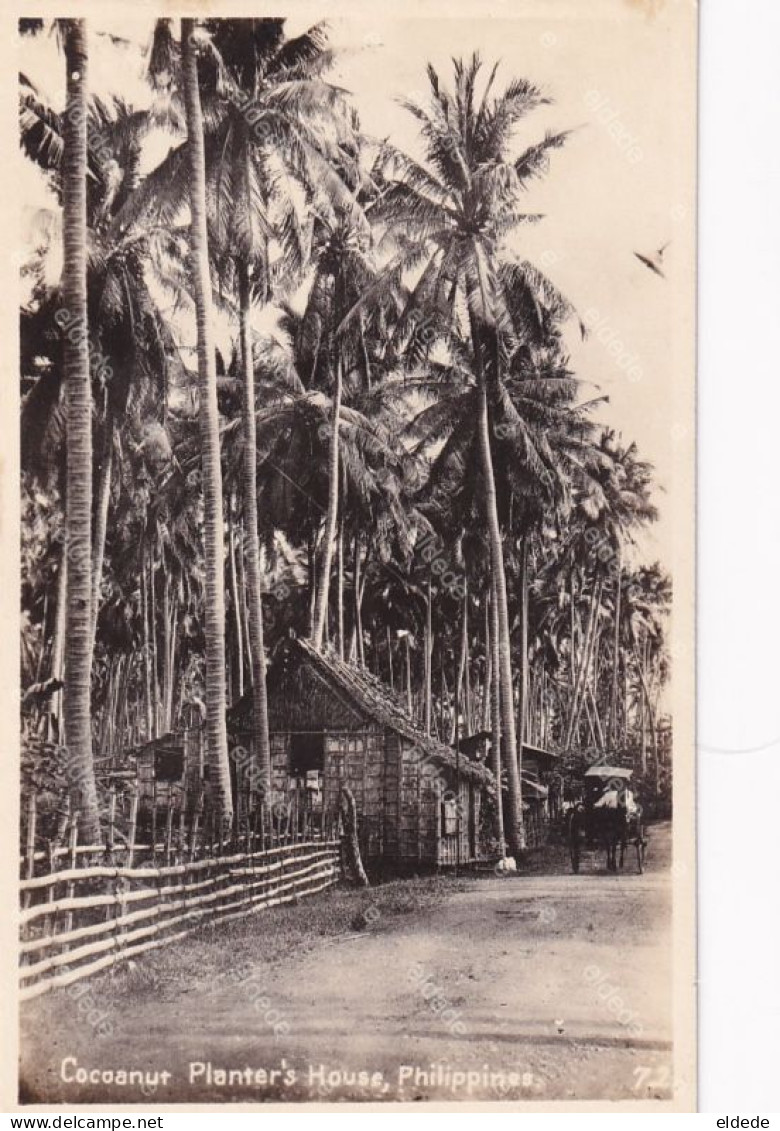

[228,637,495,871]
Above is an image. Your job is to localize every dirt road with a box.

[20,823,674,1105]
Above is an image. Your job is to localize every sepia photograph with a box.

[12,0,696,1110]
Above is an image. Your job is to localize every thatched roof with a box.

[231,637,494,787]
[458,729,559,765]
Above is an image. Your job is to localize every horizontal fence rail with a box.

[19,835,342,1001]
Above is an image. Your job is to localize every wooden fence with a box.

[19,792,342,1001]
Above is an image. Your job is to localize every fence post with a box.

[22,792,37,912]
[106,783,116,857]
[151,780,158,866]
[233,791,241,853]
[63,812,80,943]
[127,790,139,869]
[113,860,126,958]
[178,796,187,864]
[216,816,225,920]
[165,802,174,868]
[105,784,117,922]
[43,838,57,942]
[189,792,201,862]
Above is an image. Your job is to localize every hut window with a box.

[154,748,184,782]
[441,797,458,836]
[290,732,325,775]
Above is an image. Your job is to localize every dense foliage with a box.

[19,21,672,847]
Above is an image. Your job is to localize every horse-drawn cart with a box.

[567,765,647,874]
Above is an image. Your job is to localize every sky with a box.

[18,1,696,567]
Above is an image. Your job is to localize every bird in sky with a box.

[634,241,669,278]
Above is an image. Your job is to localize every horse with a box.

[568,786,639,873]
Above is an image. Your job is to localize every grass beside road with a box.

[87,873,479,1003]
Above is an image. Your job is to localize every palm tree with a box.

[598,433,658,748]
[17,28,672,861]
[219,303,411,658]
[624,562,671,790]
[137,18,358,791]
[19,17,104,836]
[181,19,232,822]
[202,16,357,786]
[20,82,175,660]
[302,207,381,650]
[360,55,572,854]
[559,429,658,751]
[57,20,100,841]
[399,334,593,851]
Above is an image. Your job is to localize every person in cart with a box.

[586,765,638,814]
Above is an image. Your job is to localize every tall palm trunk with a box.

[634,640,658,791]
[517,532,529,755]
[89,397,113,659]
[451,579,469,743]
[477,382,524,854]
[355,533,366,666]
[540,667,548,748]
[638,647,647,772]
[404,633,413,715]
[141,538,153,740]
[348,531,362,663]
[50,544,67,743]
[565,578,603,749]
[36,589,49,686]
[227,501,244,699]
[424,574,433,735]
[337,523,345,660]
[182,20,232,822]
[166,586,178,729]
[464,599,472,732]
[482,594,492,732]
[308,529,317,638]
[439,656,448,740]
[62,20,100,840]
[112,654,130,753]
[312,320,343,651]
[569,568,577,716]
[608,545,622,748]
[238,259,271,800]
[149,542,159,738]
[570,616,597,747]
[587,683,606,749]
[236,520,252,683]
[490,585,507,859]
[161,576,171,731]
